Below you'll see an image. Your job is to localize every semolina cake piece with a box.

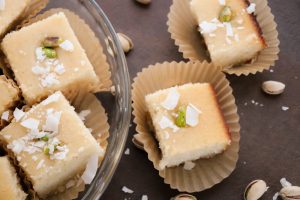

[190,0,266,69]
[0,91,104,198]
[0,0,29,38]
[0,75,20,120]
[0,156,27,200]
[1,12,100,105]
[145,83,231,170]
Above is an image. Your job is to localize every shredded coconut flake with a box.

[246,3,256,14]
[161,88,180,110]
[218,0,225,5]
[54,64,65,75]
[42,92,61,105]
[281,106,289,111]
[43,111,61,133]
[183,161,196,170]
[159,116,179,132]
[122,186,134,194]
[199,21,218,34]
[280,178,292,187]
[59,40,74,52]
[41,73,60,87]
[13,108,25,122]
[272,192,279,200]
[32,65,48,75]
[124,148,130,155]
[36,159,44,169]
[186,104,201,127]
[20,118,40,130]
[1,111,9,121]
[224,22,234,37]
[78,110,91,121]
[0,0,5,10]
[7,139,26,154]
[35,47,45,61]
[81,154,98,184]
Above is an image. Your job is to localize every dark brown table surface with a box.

[99,0,300,199]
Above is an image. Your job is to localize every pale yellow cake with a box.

[0,156,27,200]
[1,12,99,105]
[145,83,231,170]
[0,91,103,198]
[0,75,20,117]
[0,0,29,37]
[190,0,266,68]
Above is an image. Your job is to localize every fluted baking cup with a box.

[167,0,279,76]
[132,61,240,192]
[19,8,112,92]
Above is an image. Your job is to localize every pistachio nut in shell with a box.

[117,33,133,53]
[171,194,197,200]
[244,180,268,200]
[262,80,285,95]
[280,186,300,200]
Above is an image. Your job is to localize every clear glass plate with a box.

[44,0,131,199]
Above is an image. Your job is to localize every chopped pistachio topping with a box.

[43,146,50,155]
[175,106,186,128]
[41,135,49,142]
[42,37,64,48]
[42,47,57,58]
[219,6,234,22]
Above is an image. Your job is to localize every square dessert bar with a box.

[0,0,29,37]
[190,0,266,68]
[0,75,20,116]
[145,83,231,170]
[0,156,27,200]
[0,91,103,198]
[1,12,99,105]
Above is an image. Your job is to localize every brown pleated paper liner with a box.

[0,92,110,200]
[19,8,112,92]
[167,0,280,76]
[132,61,240,192]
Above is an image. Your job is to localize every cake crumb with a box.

[280,177,292,187]
[124,148,130,155]
[272,192,279,200]
[1,111,9,121]
[122,186,134,194]
[36,159,45,169]
[281,106,289,111]
[270,69,274,73]
[141,195,148,200]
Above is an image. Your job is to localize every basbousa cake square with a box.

[190,0,266,68]
[0,156,27,200]
[145,83,231,170]
[0,91,103,198]
[0,0,29,37]
[1,12,99,105]
[0,75,20,117]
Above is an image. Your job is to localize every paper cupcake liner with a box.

[132,61,240,192]
[19,8,112,92]
[0,92,110,199]
[167,0,280,76]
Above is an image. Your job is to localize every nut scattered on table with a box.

[135,0,151,5]
[279,186,300,200]
[171,194,197,200]
[262,80,285,95]
[244,180,268,200]
[132,135,144,151]
[117,33,133,53]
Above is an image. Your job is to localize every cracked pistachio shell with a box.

[262,81,285,95]
[280,186,300,200]
[117,33,133,53]
[244,180,268,200]
[171,194,197,200]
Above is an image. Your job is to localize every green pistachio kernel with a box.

[42,47,57,58]
[219,6,234,22]
[40,136,49,142]
[42,37,64,48]
[175,106,186,128]
[43,147,50,155]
